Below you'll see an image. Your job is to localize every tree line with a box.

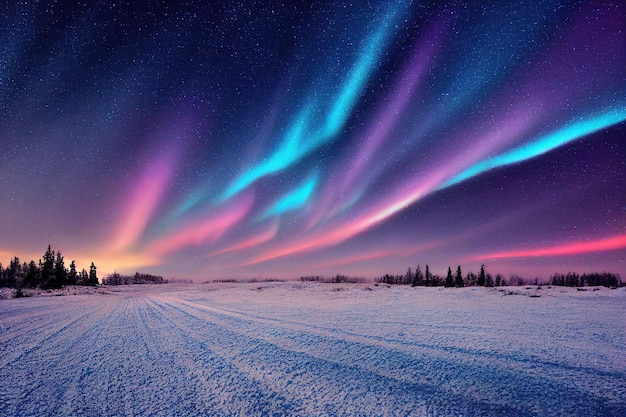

[379,264,622,288]
[300,275,368,284]
[0,245,181,292]
[102,272,165,285]
[548,271,621,288]
[0,245,98,290]
[2,246,622,291]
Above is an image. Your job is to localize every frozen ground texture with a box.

[1,283,624,417]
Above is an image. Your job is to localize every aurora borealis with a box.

[1,1,625,280]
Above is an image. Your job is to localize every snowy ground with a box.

[1,283,624,417]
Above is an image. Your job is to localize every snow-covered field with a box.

[1,283,624,417]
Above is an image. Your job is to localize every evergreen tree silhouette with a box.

[445,267,454,287]
[478,264,486,286]
[425,264,432,286]
[41,246,56,289]
[24,260,39,288]
[54,252,67,288]
[496,274,504,287]
[413,265,424,287]
[455,265,464,287]
[7,257,20,288]
[79,268,89,285]
[485,274,493,287]
[89,262,98,286]
[68,260,78,285]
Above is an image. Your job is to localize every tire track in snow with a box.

[0,297,110,368]
[0,296,121,416]
[141,295,307,416]
[155,292,626,417]
[1,287,624,417]
[151,295,517,416]
[173,293,624,383]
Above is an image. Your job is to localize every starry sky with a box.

[1,1,625,281]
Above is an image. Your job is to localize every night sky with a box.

[1,1,625,281]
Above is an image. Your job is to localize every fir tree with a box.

[496,274,504,287]
[89,262,98,286]
[405,267,413,285]
[445,267,454,287]
[24,260,39,288]
[455,265,464,287]
[41,245,55,289]
[7,257,20,288]
[413,265,424,287]
[54,252,67,288]
[486,273,495,287]
[478,264,486,286]
[78,268,89,286]
[431,274,440,287]
[68,260,78,285]
[425,264,432,287]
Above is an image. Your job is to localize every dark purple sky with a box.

[1,1,625,280]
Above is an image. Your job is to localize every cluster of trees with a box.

[379,264,496,287]
[0,245,98,290]
[300,275,368,284]
[210,278,286,283]
[379,264,622,288]
[0,245,179,290]
[102,272,165,285]
[549,272,620,288]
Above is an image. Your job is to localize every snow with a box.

[1,283,624,416]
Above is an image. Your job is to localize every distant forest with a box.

[0,245,172,292]
[384,264,622,288]
[101,272,166,285]
[1,245,622,292]
[302,264,622,288]
[0,245,97,290]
